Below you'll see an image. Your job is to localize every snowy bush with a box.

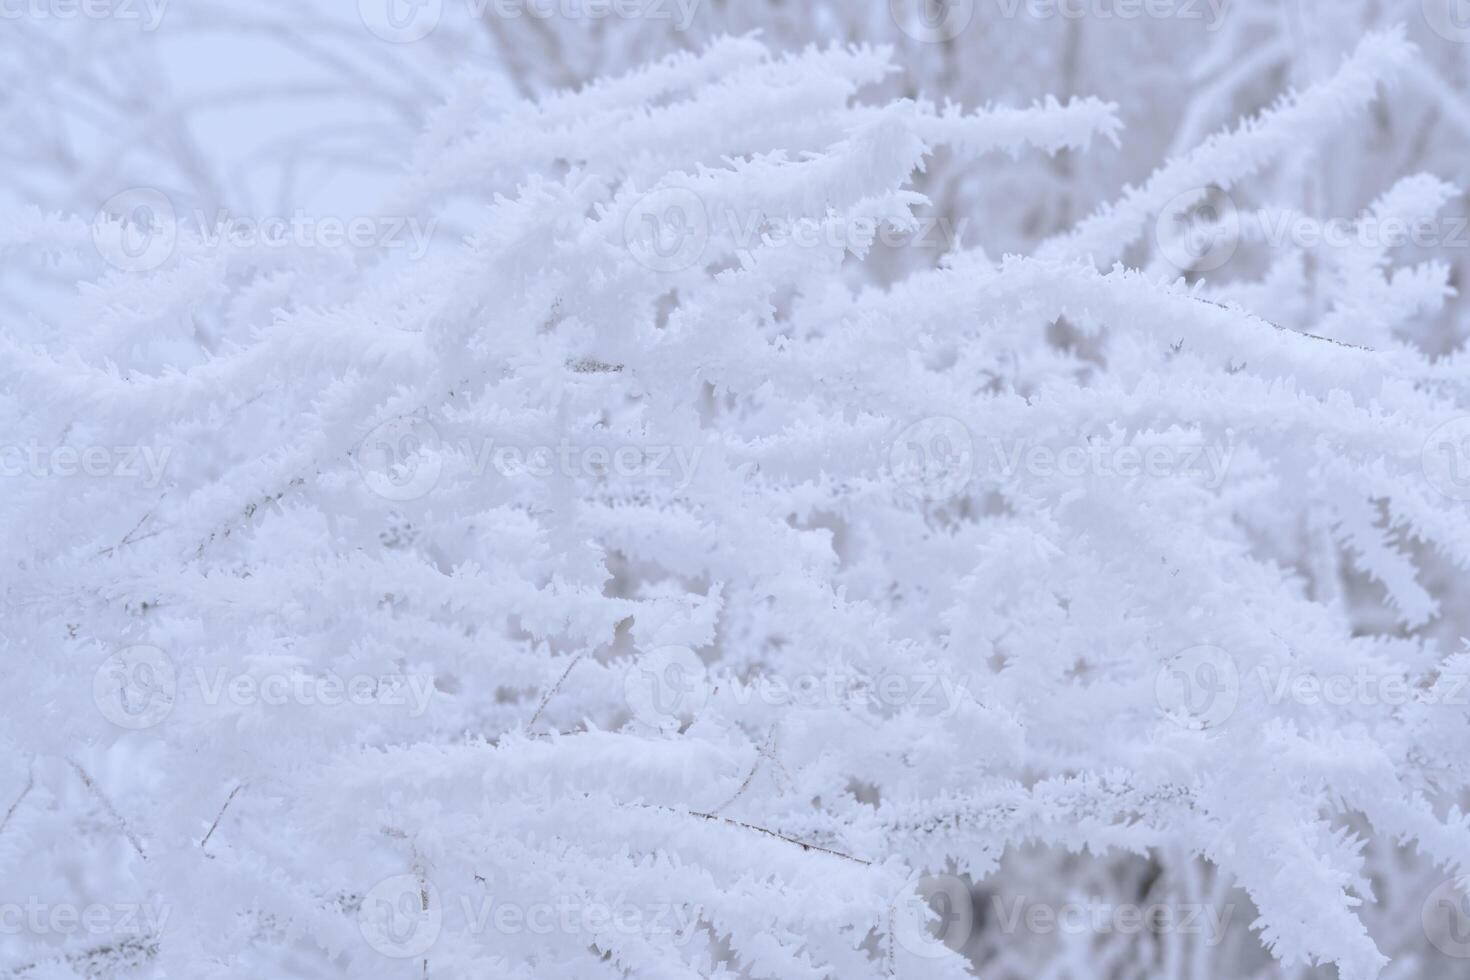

[5,5,1470,980]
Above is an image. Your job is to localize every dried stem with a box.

[67,758,146,860]
[200,782,245,852]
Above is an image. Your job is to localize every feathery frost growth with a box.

[4,12,1470,980]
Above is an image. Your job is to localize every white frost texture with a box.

[6,2,1470,979]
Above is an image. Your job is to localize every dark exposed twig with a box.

[200,782,245,852]
[66,758,146,860]
[528,652,586,731]
[1193,296,1375,351]
[97,507,156,557]
[709,725,778,815]
[0,770,34,838]
[684,809,870,866]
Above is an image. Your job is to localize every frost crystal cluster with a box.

[4,3,1470,980]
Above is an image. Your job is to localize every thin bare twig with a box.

[685,810,870,866]
[0,769,34,837]
[709,724,778,815]
[527,652,586,731]
[200,782,245,852]
[96,508,155,557]
[623,800,868,864]
[67,758,146,860]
